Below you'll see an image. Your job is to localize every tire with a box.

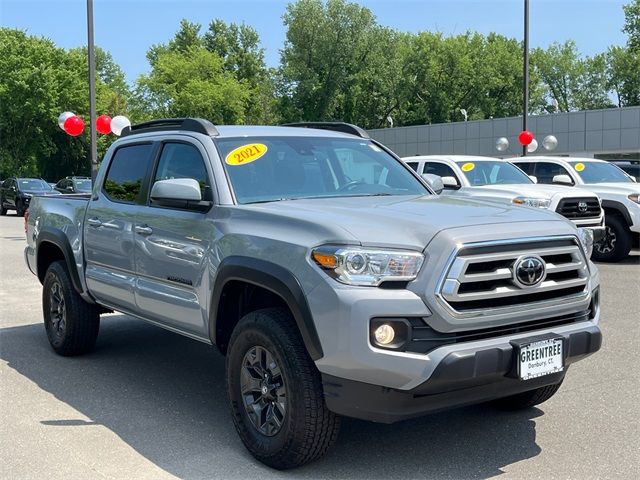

[0,197,6,215]
[592,214,632,262]
[42,260,100,356]
[491,380,563,410]
[226,308,340,470]
[15,199,25,217]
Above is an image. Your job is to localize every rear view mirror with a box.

[552,174,574,186]
[151,178,210,211]
[528,175,538,184]
[421,173,444,195]
[441,176,460,189]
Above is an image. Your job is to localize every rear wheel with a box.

[42,260,100,356]
[0,197,6,215]
[226,308,340,469]
[593,214,632,262]
[491,381,563,410]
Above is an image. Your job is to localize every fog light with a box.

[374,324,396,345]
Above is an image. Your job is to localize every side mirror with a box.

[552,174,574,186]
[151,178,209,211]
[422,173,444,195]
[528,175,538,184]
[441,176,460,189]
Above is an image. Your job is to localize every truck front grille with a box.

[556,197,601,219]
[437,237,589,316]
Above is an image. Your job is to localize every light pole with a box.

[522,0,529,156]
[87,0,98,183]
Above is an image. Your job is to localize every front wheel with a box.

[0,197,6,215]
[15,199,25,217]
[42,260,100,356]
[592,214,632,262]
[226,308,340,469]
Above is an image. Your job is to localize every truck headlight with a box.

[628,193,640,204]
[577,228,594,258]
[312,246,424,286]
[512,196,551,209]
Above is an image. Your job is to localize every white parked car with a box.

[403,155,604,250]
[512,156,639,262]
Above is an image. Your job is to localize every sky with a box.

[1,0,629,84]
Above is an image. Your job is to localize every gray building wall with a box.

[368,106,640,158]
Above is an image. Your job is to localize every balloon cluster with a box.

[57,112,131,137]
[495,133,558,153]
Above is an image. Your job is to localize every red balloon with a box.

[96,114,112,135]
[518,130,534,146]
[63,115,85,136]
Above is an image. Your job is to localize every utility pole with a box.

[87,0,98,182]
[522,0,530,156]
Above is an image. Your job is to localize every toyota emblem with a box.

[513,255,546,288]
[578,201,588,213]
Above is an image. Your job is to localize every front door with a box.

[84,142,155,312]
[133,141,216,338]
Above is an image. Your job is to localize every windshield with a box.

[456,160,533,186]
[74,179,92,192]
[17,179,51,191]
[216,136,428,204]
[568,161,633,184]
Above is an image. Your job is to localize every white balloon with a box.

[111,115,131,136]
[527,138,539,153]
[58,111,75,130]
[495,137,509,152]
[542,135,558,151]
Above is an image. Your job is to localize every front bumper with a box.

[323,324,601,423]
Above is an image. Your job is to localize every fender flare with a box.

[209,256,323,360]
[37,227,85,295]
[601,200,632,226]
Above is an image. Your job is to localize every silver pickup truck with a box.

[24,119,602,469]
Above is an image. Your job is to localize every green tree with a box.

[606,46,640,106]
[136,47,250,123]
[532,41,611,112]
[623,0,640,50]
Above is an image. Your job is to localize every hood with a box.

[578,183,640,196]
[471,184,597,200]
[23,190,61,196]
[241,195,570,250]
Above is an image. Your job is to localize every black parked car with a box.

[0,178,61,216]
[54,176,93,194]
[609,161,640,180]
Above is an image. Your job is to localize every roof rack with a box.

[120,118,219,137]
[281,122,370,139]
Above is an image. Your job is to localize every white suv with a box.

[404,155,604,246]
[512,156,640,262]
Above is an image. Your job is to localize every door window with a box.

[423,162,460,186]
[103,144,154,203]
[533,162,573,185]
[153,143,212,202]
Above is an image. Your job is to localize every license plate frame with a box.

[516,337,564,381]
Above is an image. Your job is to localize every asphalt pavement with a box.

[1,213,638,480]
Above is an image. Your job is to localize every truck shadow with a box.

[0,315,544,479]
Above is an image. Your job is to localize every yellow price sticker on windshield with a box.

[574,162,585,172]
[461,162,475,172]
[225,143,268,166]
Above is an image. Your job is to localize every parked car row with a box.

[0,176,92,216]
[402,155,639,262]
[24,119,608,469]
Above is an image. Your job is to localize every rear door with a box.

[84,142,156,312]
[133,140,216,337]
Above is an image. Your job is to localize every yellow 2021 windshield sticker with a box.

[461,162,475,172]
[574,162,585,172]
[225,143,268,166]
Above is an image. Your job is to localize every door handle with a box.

[135,225,153,236]
[87,217,102,227]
